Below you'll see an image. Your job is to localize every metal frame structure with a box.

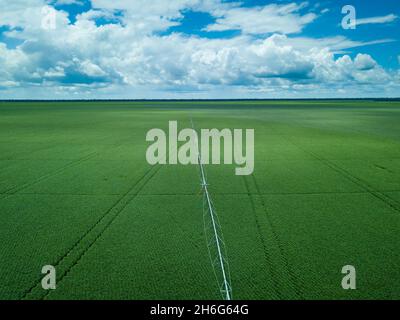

[191,119,232,300]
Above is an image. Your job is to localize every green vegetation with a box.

[1,100,400,300]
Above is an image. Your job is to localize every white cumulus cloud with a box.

[0,0,398,98]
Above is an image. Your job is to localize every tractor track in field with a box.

[0,152,97,201]
[247,175,303,299]
[0,141,135,201]
[285,138,400,215]
[21,164,161,300]
[243,175,303,299]
[318,158,400,213]
[268,118,400,215]
[242,176,283,299]
[251,174,304,299]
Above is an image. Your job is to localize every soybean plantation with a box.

[1,100,400,300]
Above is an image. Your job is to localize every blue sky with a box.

[0,0,399,99]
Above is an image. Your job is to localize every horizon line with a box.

[1,98,400,102]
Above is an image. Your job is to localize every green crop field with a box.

[1,100,400,300]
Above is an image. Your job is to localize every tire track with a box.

[0,152,97,201]
[0,141,133,201]
[319,158,400,213]
[271,118,400,215]
[250,175,303,299]
[242,176,283,299]
[22,164,161,300]
[285,137,400,215]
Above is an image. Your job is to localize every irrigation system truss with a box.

[191,119,233,301]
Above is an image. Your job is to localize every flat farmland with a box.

[1,100,400,300]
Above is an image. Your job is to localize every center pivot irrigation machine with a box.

[191,119,233,300]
